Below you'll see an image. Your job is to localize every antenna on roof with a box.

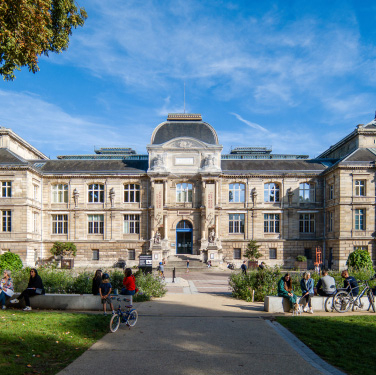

[184,82,186,114]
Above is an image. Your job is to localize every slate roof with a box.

[221,159,326,174]
[29,159,148,174]
[0,149,28,164]
[342,148,376,162]
[152,121,218,145]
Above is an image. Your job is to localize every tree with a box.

[0,0,87,80]
[346,248,373,271]
[0,251,23,271]
[50,241,77,258]
[244,240,262,262]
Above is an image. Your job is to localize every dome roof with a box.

[151,114,218,145]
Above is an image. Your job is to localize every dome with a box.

[151,114,219,145]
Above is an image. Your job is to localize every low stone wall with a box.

[5,294,133,311]
[264,295,370,313]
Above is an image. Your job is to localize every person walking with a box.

[186,259,190,273]
[241,260,247,274]
[11,268,45,311]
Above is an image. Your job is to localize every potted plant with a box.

[294,255,307,270]
[245,240,262,269]
[50,241,77,269]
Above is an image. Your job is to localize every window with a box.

[52,184,68,203]
[2,211,11,232]
[92,250,99,260]
[33,184,39,201]
[355,180,365,196]
[124,184,140,203]
[299,213,315,233]
[88,184,104,203]
[355,209,365,230]
[124,214,140,234]
[229,183,245,203]
[329,184,334,200]
[33,212,39,233]
[52,214,68,234]
[1,181,12,197]
[88,214,104,234]
[233,248,241,259]
[264,214,280,233]
[304,248,312,260]
[229,214,245,233]
[176,183,192,203]
[128,249,136,260]
[269,248,277,259]
[328,211,333,232]
[354,246,367,251]
[299,183,315,203]
[264,183,280,202]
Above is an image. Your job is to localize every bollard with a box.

[172,267,176,283]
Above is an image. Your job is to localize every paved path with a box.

[58,273,344,375]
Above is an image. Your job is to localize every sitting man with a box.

[341,269,359,296]
[316,270,336,296]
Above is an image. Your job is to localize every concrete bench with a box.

[5,294,132,311]
[264,295,370,313]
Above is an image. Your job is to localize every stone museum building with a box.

[0,113,376,270]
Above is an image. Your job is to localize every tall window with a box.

[233,248,241,259]
[52,184,68,203]
[328,211,333,232]
[269,248,277,259]
[176,183,192,203]
[124,184,140,202]
[329,184,334,200]
[33,212,39,233]
[124,214,140,234]
[52,214,68,234]
[355,180,365,196]
[1,181,12,197]
[264,214,280,233]
[299,183,315,203]
[33,184,39,201]
[355,209,365,230]
[92,250,99,260]
[2,211,11,232]
[88,214,104,234]
[264,183,280,202]
[229,214,245,233]
[88,184,104,203]
[229,183,245,203]
[299,213,315,233]
[128,249,136,260]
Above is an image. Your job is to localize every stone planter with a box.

[294,261,307,270]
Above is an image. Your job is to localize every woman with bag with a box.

[0,270,14,310]
[121,268,137,296]
[10,268,45,311]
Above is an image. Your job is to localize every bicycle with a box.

[330,279,375,313]
[109,296,138,333]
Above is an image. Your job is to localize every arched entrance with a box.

[176,220,193,254]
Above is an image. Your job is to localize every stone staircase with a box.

[165,254,208,271]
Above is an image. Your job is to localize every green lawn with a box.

[276,315,376,375]
[0,310,110,375]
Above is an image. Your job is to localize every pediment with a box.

[161,137,211,150]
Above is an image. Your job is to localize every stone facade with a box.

[0,114,376,270]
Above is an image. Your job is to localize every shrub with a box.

[0,252,23,271]
[50,242,77,258]
[346,249,373,271]
[296,255,307,262]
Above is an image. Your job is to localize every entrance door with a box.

[176,220,193,254]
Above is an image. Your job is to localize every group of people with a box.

[240,261,267,274]
[92,268,137,315]
[278,269,359,313]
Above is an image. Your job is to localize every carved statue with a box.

[109,188,115,207]
[154,229,161,244]
[203,154,215,168]
[208,229,216,243]
[251,188,257,206]
[287,188,293,206]
[153,154,164,168]
[73,188,79,207]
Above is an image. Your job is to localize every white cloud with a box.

[230,113,269,133]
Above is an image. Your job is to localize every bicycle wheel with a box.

[333,291,351,313]
[325,296,334,312]
[368,290,375,313]
[127,309,138,327]
[110,314,121,333]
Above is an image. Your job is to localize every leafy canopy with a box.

[50,241,77,257]
[0,251,23,271]
[346,248,373,271]
[0,0,87,80]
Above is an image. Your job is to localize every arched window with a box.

[176,220,193,229]
[264,183,280,202]
[176,183,192,203]
[124,184,140,202]
[229,183,245,203]
[88,184,104,203]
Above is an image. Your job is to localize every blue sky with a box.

[1,0,376,159]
